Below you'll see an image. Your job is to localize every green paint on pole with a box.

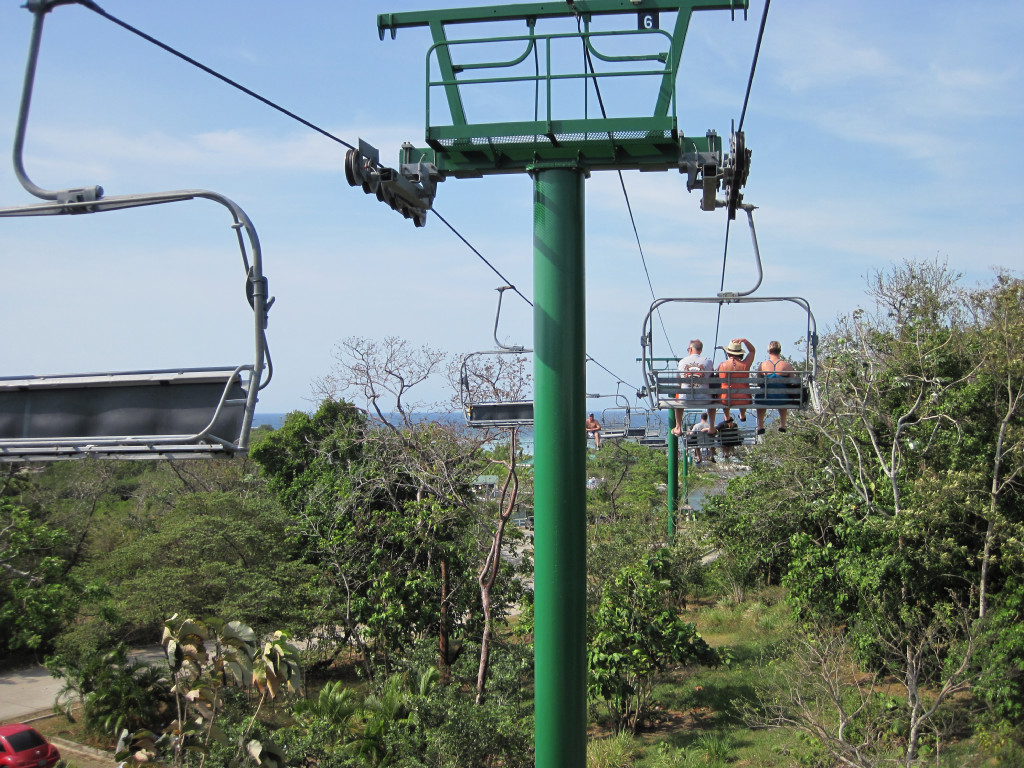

[682,434,689,502]
[532,168,587,768]
[667,416,677,543]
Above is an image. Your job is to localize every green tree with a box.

[588,561,715,734]
[711,261,1024,761]
[68,492,308,648]
[586,438,668,524]
[0,501,90,654]
[51,643,170,738]
[251,398,476,676]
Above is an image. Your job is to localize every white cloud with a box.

[19,121,423,183]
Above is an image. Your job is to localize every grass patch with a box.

[584,588,804,768]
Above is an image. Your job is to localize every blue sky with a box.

[1,1,1021,414]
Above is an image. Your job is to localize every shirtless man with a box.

[585,413,601,449]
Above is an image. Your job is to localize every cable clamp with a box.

[345,138,442,227]
[56,185,104,213]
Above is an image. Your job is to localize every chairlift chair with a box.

[598,402,630,440]
[639,204,821,422]
[640,295,821,421]
[585,386,631,440]
[636,410,667,448]
[0,2,273,461]
[459,286,533,428]
[625,405,650,439]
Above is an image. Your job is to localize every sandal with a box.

[756,428,765,435]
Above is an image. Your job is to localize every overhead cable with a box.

[578,18,678,360]
[431,208,533,309]
[714,0,771,360]
[434,208,639,391]
[738,0,771,134]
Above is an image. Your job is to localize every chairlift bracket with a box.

[345,138,442,227]
[723,128,751,219]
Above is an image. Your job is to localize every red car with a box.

[0,725,61,768]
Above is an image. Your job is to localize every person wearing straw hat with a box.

[717,337,755,423]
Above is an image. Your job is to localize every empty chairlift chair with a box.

[598,400,631,440]
[459,286,533,428]
[0,195,273,461]
[637,411,668,449]
[460,351,535,427]
[0,3,272,461]
[626,406,651,439]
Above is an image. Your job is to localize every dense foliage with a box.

[707,264,1024,764]
[3,265,1022,765]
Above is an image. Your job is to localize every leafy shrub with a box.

[589,563,716,734]
[50,643,170,738]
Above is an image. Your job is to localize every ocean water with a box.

[252,412,288,430]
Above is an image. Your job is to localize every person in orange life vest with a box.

[717,338,755,423]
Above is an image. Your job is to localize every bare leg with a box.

[672,409,683,436]
[779,409,788,430]
[707,407,718,434]
[756,408,766,430]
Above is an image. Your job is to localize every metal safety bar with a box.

[425,27,677,148]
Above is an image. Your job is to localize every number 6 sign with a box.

[638,10,660,30]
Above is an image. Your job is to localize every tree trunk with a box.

[476,510,513,705]
[980,415,1010,619]
[439,557,451,678]
[476,429,519,705]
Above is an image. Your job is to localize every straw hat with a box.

[724,340,744,356]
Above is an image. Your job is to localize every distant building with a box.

[473,475,501,497]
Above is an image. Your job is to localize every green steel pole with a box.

[532,168,587,768]
[666,412,677,543]
[682,434,689,501]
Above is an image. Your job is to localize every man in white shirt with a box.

[671,339,715,437]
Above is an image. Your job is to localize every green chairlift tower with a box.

[346,3,751,765]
